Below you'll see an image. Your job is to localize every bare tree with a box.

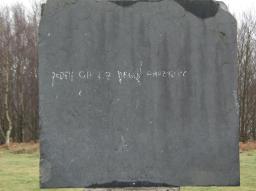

[238,13,256,142]
[0,7,14,146]
[0,3,40,145]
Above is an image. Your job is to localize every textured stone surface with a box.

[39,0,239,188]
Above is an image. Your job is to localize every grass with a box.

[183,150,256,191]
[0,144,255,191]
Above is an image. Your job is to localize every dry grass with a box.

[240,141,256,152]
[0,142,39,154]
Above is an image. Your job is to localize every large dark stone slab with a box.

[39,0,239,188]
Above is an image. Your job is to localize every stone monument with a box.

[39,0,239,189]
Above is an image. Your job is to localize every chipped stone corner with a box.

[215,0,237,25]
[216,1,229,12]
[173,0,219,19]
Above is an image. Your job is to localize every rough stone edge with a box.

[216,1,228,11]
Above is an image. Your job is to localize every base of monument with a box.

[83,188,180,191]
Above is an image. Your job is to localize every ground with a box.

[0,143,255,191]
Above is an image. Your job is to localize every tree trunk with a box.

[4,54,13,146]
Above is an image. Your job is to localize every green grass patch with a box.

[182,151,256,191]
[0,148,255,191]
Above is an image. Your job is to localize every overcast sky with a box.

[0,0,256,19]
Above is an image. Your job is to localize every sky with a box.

[0,0,33,9]
[0,0,256,20]
[224,0,256,18]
